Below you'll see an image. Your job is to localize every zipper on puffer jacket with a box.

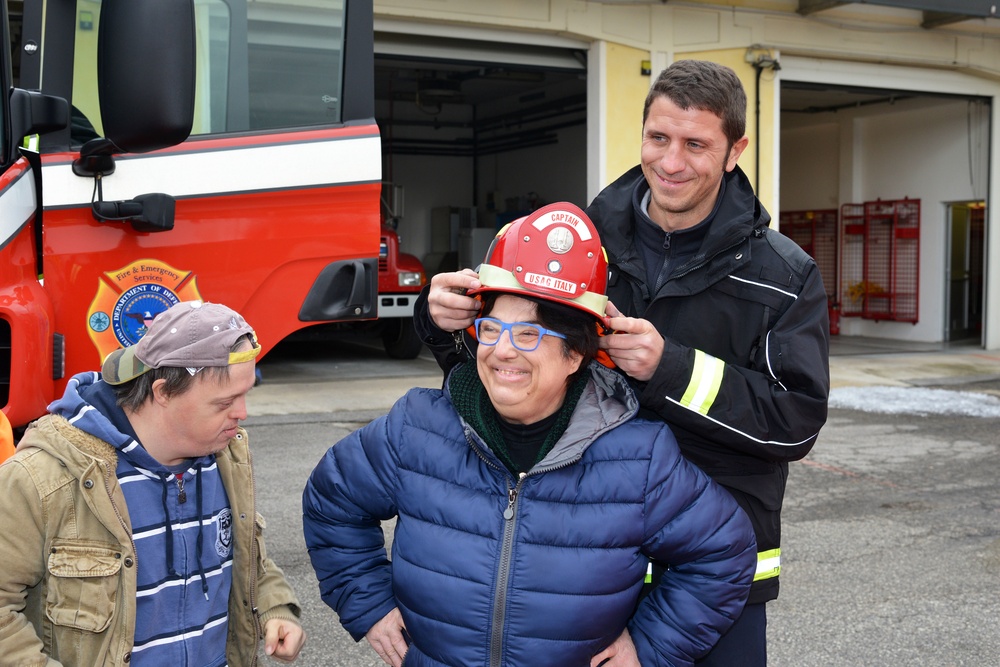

[491,472,526,667]
[462,427,518,667]
[464,422,611,666]
[490,457,592,666]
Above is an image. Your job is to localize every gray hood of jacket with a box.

[449,360,640,473]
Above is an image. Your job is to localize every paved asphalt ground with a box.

[244,335,1000,666]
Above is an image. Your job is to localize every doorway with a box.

[945,202,985,342]
[372,32,588,271]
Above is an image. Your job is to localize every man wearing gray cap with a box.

[0,300,305,666]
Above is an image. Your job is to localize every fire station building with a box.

[371,0,1000,349]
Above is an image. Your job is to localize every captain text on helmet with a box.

[302,202,756,667]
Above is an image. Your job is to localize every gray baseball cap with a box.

[102,300,260,385]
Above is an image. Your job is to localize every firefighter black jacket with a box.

[586,164,830,604]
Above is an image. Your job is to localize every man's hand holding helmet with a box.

[599,302,665,382]
[427,269,482,332]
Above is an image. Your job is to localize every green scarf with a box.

[449,362,588,475]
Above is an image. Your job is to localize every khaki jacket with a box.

[0,409,14,463]
[0,415,300,666]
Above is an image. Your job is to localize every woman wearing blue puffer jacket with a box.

[303,203,756,667]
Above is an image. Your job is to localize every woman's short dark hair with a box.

[480,293,600,382]
[112,334,255,412]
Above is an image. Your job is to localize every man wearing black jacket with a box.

[414,59,829,666]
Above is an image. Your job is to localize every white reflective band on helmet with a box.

[680,350,725,415]
[477,262,608,318]
[754,548,781,582]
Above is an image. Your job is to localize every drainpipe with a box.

[750,55,780,196]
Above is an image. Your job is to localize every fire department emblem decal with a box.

[87,259,203,362]
[216,508,233,558]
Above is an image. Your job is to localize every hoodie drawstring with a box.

[194,464,209,600]
[161,479,177,578]
[162,466,210,599]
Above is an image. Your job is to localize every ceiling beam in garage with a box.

[799,0,998,14]
[797,0,850,13]
[920,11,980,28]
[798,1,999,27]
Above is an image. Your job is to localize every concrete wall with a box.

[780,121,840,212]
[602,42,649,190]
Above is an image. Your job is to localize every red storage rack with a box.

[778,209,838,302]
[839,203,865,318]
[839,198,920,323]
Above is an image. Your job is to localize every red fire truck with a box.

[376,222,427,359]
[0,0,423,429]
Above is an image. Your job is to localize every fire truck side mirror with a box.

[8,89,68,158]
[97,0,195,154]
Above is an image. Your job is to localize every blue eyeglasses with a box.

[474,317,566,352]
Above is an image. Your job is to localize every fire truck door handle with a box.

[93,200,144,218]
[92,193,176,232]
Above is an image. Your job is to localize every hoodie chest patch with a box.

[215,508,233,558]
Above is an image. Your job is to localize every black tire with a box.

[382,317,424,359]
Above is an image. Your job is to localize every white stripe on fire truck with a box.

[0,166,37,251]
[40,134,382,208]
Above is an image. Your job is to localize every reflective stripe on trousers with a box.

[643,548,780,584]
[754,548,780,582]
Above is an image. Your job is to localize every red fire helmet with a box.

[469,202,609,320]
